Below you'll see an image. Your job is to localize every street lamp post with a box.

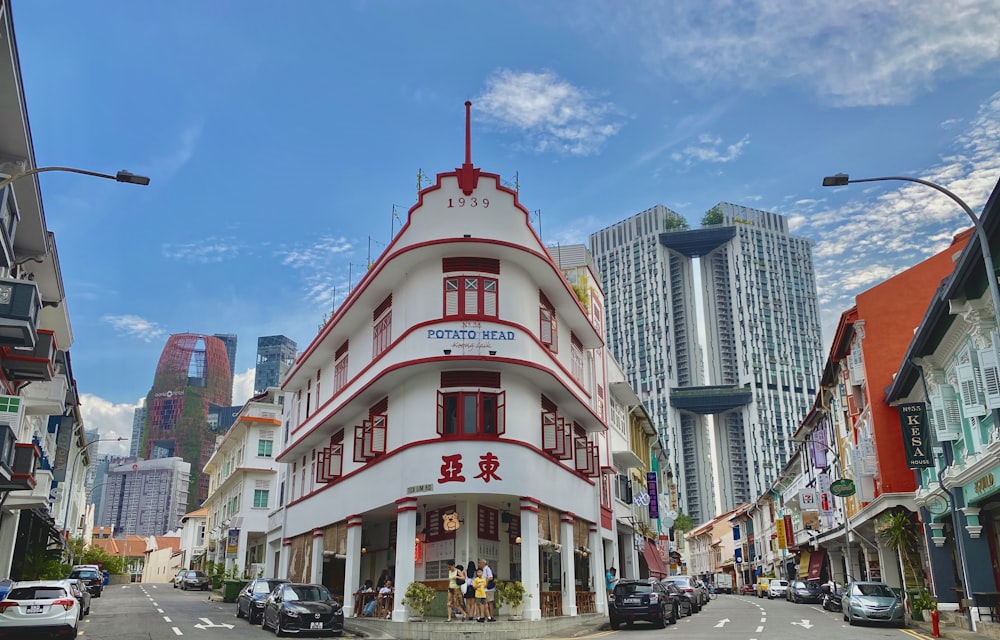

[0,166,150,190]
[822,173,1000,323]
[61,437,125,541]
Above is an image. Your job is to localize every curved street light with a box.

[0,166,150,190]
[822,173,1000,323]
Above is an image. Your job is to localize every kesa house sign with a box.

[427,321,517,351]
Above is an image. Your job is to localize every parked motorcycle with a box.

[821,584,843,612]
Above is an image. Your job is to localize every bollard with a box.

[931,609,940,638]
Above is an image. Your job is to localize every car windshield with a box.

[188,571,207,578]
[854,583,895,598]
[8,586,67,600]
[666,578,690,587]
[254,582,281,594]
[284,585,331,602]
[614,583,653,595]
[70,570,99,579]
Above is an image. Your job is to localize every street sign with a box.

[829,479,856,497]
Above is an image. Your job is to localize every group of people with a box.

[356,569,395,618]
[446,559,497,622]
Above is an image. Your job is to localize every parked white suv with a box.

[0,580,81,637]
[767,579,789,599]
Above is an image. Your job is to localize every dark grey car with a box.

[608,579,678,629]
[262,583,344,636]
[180,570,210,591]
[236,578,289,624]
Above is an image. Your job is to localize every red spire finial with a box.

[456,100,480,196]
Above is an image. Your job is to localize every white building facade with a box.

[276,115,619,622]
[203,387,283,578]
[98,457,190,537]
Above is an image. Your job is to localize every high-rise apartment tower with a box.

[254,335,297,394]
[591,203,823,522]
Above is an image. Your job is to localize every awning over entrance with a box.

[642,543,668,579]
[797,551,811,578]
[807,549,826,580]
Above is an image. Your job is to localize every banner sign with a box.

[646,472,659,519]
[898,403,932,467]
[226,529,239,554]
[734,547,743,563]
[732,524,741,541]
[783,514,794,548]
[775,517,786,550]
[817,473,835,518]
[51,416,73,483]
[799,489,818,511]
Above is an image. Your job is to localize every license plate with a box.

[869,612,888,618]
[26,605,43,614]
[624,598,641,605]
[310,622,324,629]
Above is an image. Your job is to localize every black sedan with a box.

[236,578,289,624]
[787,580,824,604]
[261,583,344,637]
[67,568,103,598]
[609,579,678,629]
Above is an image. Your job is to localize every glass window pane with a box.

[482,394,496,434]
[444,395,459,435]
[462,395,478,434]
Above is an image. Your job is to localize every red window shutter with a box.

[436,391,446,436]
[463,278,479,315]
[327,444,343,478]
[373,294,392,320]
[588,442,599,477]
[440,371,501,388]
[574,436,589,473]
[369,414,387,456]
[335,341,349,359]
[353,425,366,463]
[560,420,573,461]
[552,417,568,458]
[542,411,558,453]
[315,449,329,483]
[540,308,553,345]
[483,279,497,316]
[495,391,505,436]
[443,257,500,274]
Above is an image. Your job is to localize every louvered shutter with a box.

[445,278,459,316]
[574,436,590,473]
[957,361,987,418]
[552,417,567,458]
[483,279,497,316]
[929,387,961,442]
[464,278,479,315]
[495,391,505,436]
[316,449,329,483]
[561,419,573,461]
[942,385,964,435]
[353,425,367,462]
[540,308,553,345]
[588,442,599,477]
[369,414,387,456]
[979,345,1000,409]
[328,445,343,478]
[542,411,557,453]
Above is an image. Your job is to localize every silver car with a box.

[843,581,905,627]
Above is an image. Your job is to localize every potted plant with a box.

[401,581,435,621]
[496,580,528,620]
[910,588,936,622]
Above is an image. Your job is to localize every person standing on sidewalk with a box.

[479,558,496,622]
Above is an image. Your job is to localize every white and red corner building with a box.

[268,129,624,621]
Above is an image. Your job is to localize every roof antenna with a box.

[455,100,480,196]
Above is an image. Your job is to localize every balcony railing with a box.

[0,278,40,348]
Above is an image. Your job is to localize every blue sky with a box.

[12,0,1000,456]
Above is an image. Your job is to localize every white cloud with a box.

[232,367,256,407]
[671,133,750,166]
[277,236,353,270]
[476,69,622,156]
[141,122,203,179]
[582,0,1000,107]
[101,314,166,342]
[78,394,139,457]
[162,237,244,263]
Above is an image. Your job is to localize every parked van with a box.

[756,577,771,598]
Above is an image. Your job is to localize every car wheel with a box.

[236,603,245,619]
[609,617,620,630]
[655,610,666,629]
[276,615,287,637]
[669,604,678,624]
[85,603,90,616]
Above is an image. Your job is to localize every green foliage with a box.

[876,511,923,585]
[69,538,126,574]
[663,212,690,231]
[701,205,724,226]
[672,513,695,533]
[21,547,68,580]
[910,588,936,612]
[495,580,529,608]
[401,581,436,615]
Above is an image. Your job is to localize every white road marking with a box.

[756,625,764,632]
[164,616,171,622]
[172,626,183,635]
[157,608,164,613]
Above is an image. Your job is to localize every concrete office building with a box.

[98,456,191,537]
[591,203,823,522]
[129,406,145,457]
[253,335,297,394]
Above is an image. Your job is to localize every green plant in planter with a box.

[910,588,937,618]
[401,582,436,617]
[496,581,529,612]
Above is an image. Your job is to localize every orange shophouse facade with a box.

[272,106,615,622]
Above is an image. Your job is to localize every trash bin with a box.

[223,580,245,603]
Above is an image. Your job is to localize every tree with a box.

[672,513,695,534]
[663,212,690,231]
[701,205,724,226]
[876,510,923,596]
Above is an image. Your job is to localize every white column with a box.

[311,528,325,584]
[520,498,542,621]
[591,526,606,613]
[392,497,418,621]
[279,537,292,579]
[343,515,363,618]
[0,510,20,579]
[560,512,577,616]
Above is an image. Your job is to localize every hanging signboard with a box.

[897,403,932,467]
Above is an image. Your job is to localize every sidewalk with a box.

[909,614,1000,640]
